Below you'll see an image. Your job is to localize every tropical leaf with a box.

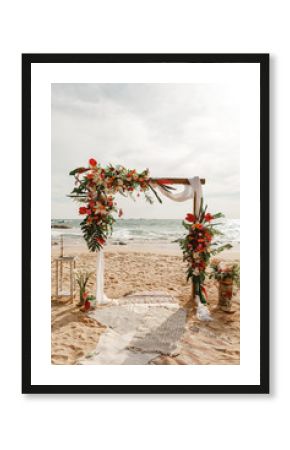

[148,184,163,203]
[69,167,87,176]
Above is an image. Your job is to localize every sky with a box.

[51,83,240,219]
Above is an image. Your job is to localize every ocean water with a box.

[51,218,240,247]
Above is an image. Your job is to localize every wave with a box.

[51,218,240,245]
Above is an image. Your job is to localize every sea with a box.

[51,218,240,247]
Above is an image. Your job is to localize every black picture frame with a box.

[22,53,269,394]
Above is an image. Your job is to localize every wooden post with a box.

[73,259,76,297]
[70,259,73,301]
[192,191,197,301]
[55,259,59,298]
[60,235,63,294]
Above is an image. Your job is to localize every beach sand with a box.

[51,243,240,365]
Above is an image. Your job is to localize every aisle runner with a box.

[79,292,186,365]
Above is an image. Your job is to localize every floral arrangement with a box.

[209,261,240,288]
[74,269,95,307]
[80,292,96,312]
[178,200,232,305]
[69,159,171,252]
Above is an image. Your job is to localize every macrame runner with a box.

[95,176,212,320]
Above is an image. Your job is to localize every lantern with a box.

[53,235,76,301]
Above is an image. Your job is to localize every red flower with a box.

[84,300,91,311]
[79,207,87,215]
[86,209,92,215]
[86,173,94,180]
[82,292,88,300]
[185,213,196,223]
[96,237,106,245]
[199,260,206,270]
[204,213,214,222]
[89,158,97,167]
[89,201,95,209]
[204,232,212,241]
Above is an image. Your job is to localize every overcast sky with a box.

[51,83,240,219]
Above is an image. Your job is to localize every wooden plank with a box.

[152,178,205,185]
[67,177,206,197]
[55,259,59,298]
[192,191,197,302]
[70,259,73,302]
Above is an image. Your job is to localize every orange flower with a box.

[192,223,203,230]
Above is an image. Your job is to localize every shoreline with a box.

[52,240,240,260]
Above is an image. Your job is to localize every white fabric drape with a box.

[152,176,202,216]
[96,249,109,304]
[195,295,213,321]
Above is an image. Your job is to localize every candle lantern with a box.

[53,235,76,302]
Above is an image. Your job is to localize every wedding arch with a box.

[69,159,230,321]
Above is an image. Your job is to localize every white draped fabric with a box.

[154,176,202,216]
[94,176,212,320]
[95,249,109,305]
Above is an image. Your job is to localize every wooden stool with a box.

[54,256,76,301]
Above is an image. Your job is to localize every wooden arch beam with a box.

[152,178,206,185]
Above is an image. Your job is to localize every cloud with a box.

[51,83,240,219]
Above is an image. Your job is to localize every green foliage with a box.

[209,262,240,287]
[69,162,169,252]
[74,270,94,290]
[178,199,233,305]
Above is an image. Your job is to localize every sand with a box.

[51,243,240,365]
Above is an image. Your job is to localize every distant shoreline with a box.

[51,224,71,229]
[51,240,240,260]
